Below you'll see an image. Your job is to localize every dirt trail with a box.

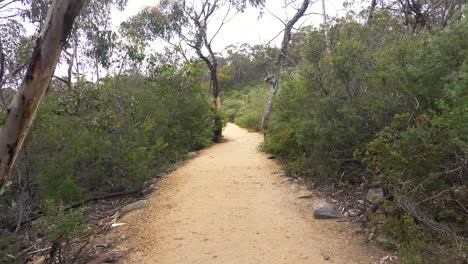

[111,123,384,263]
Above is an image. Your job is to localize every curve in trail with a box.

[112,123,384,264]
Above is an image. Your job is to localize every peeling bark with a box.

[0,0,84,187]
[262,0,310,133]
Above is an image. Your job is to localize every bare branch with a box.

[209,2,237,45]
[265,6,286,26]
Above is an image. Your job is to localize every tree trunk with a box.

[262,77,280,132]
[321,0,326,24]
[66,36,78,90]
[0,0,84,187]
[261,0,310,133]
[0,34,5,88]
[211,65,221,111]
[196,37,222,141]
[210,64,222,142]
[367,0,378,24]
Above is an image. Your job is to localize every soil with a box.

[106,123,385,263]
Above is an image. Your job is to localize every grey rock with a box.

[188,151,199,159]
[348,208,361,217]
[266,154,276,159]
[375,234,396,249]
[141,184,158,195]
[313,200,345,219]
[367,188,384,204]
[120,200,147,216]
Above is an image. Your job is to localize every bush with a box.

[32,200,87,263]
[223,82,269,131]
[222,11,468,262]
[1,61,219,260]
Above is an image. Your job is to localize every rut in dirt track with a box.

[111,123,384,264]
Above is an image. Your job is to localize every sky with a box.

[111,0,348,52]
[53,0,349,78]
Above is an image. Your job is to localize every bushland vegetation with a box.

[223,7,467,263]
[0,0,466,262]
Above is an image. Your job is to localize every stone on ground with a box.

[367,188,384,204]
[313,200,345,219]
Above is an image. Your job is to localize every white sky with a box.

[111,0,347,51]
[54,0,349,78]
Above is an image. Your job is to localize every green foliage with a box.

[0,231,19,263]
[18,62,215,207]
[223,10,468,261]
[1,57,216,260]
[363,103,467,245]
[33,200,86,247]
[223,82,269,131]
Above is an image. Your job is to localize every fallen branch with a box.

[12,189,142,231]
[400,200,455,241]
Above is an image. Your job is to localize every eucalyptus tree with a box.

[0,0,84,187]
[122,0,265,140]
[0,0,127,93]
[0,0,130,187]
[262,0,313,133]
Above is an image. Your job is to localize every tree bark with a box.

[195,45,223,141]
[0,34,5,88]
[201,19,221,111]
[262,0,310,133]
[66,36,78,90]
[0,0,84,187]
[321,0,326,24]
[367,0,378,24]
[211,65,221,111]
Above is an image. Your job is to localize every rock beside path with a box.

[188,151,200,159]
[120,200,147,216]
[313,200,345,219]
[367,188,384,204]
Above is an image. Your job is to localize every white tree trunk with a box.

[262,0,310,133]
[0,0,84,187]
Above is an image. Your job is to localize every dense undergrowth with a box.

[224,12,467,263]
[0,1,466,262]
[0,64,218,262]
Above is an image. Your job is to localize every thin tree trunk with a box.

[211,65,221,111]
[0,35,5,109]
[262,77,280,131]
[321,0,326,24]
[196,46,223,141]
[210,64,222,142]
[367,0,378,24]
[95,57,100,86]
[262,0,310,133]
[0,34,5,88]
[66,37,78,90]
[203,33,221,111]
[0,0,84,187]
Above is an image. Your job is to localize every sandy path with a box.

[112,123,384,263]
